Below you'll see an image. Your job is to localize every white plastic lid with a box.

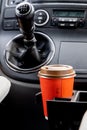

[38,64,76,78]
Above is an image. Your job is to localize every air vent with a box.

[6,0,27,6]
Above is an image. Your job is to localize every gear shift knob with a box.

[15,2,35,41]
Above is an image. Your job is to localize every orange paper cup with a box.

[38,64,76,118]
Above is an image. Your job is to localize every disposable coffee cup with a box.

[38,64,76,118]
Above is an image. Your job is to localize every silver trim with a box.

[5,32,55,73]
[33,2,87,7]
[35,9,49,26]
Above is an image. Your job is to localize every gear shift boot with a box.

[5,32,55,73]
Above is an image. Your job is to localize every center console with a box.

[0,0,87,87]
[3,0,87,30]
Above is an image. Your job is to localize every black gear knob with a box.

[15,2,41,63]
[15,2,35,41]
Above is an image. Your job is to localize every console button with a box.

[69,23,75,27]
[58,23,66,27]
[3,20,14,30]
[51,17,58,26]
[34,9,49,26]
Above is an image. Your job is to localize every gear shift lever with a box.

[15,1,41,62]
[16,2,35,42]
[5,1,55,72]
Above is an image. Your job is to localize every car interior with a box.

[1,0,87,130]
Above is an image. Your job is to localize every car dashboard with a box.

[0,0,87,130]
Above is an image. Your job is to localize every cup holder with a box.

[47,91,87,130]
[5,32,55,73]
[73,91,87,102]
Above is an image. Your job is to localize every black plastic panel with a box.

[47,96,87,130]
[59,42,87,73]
